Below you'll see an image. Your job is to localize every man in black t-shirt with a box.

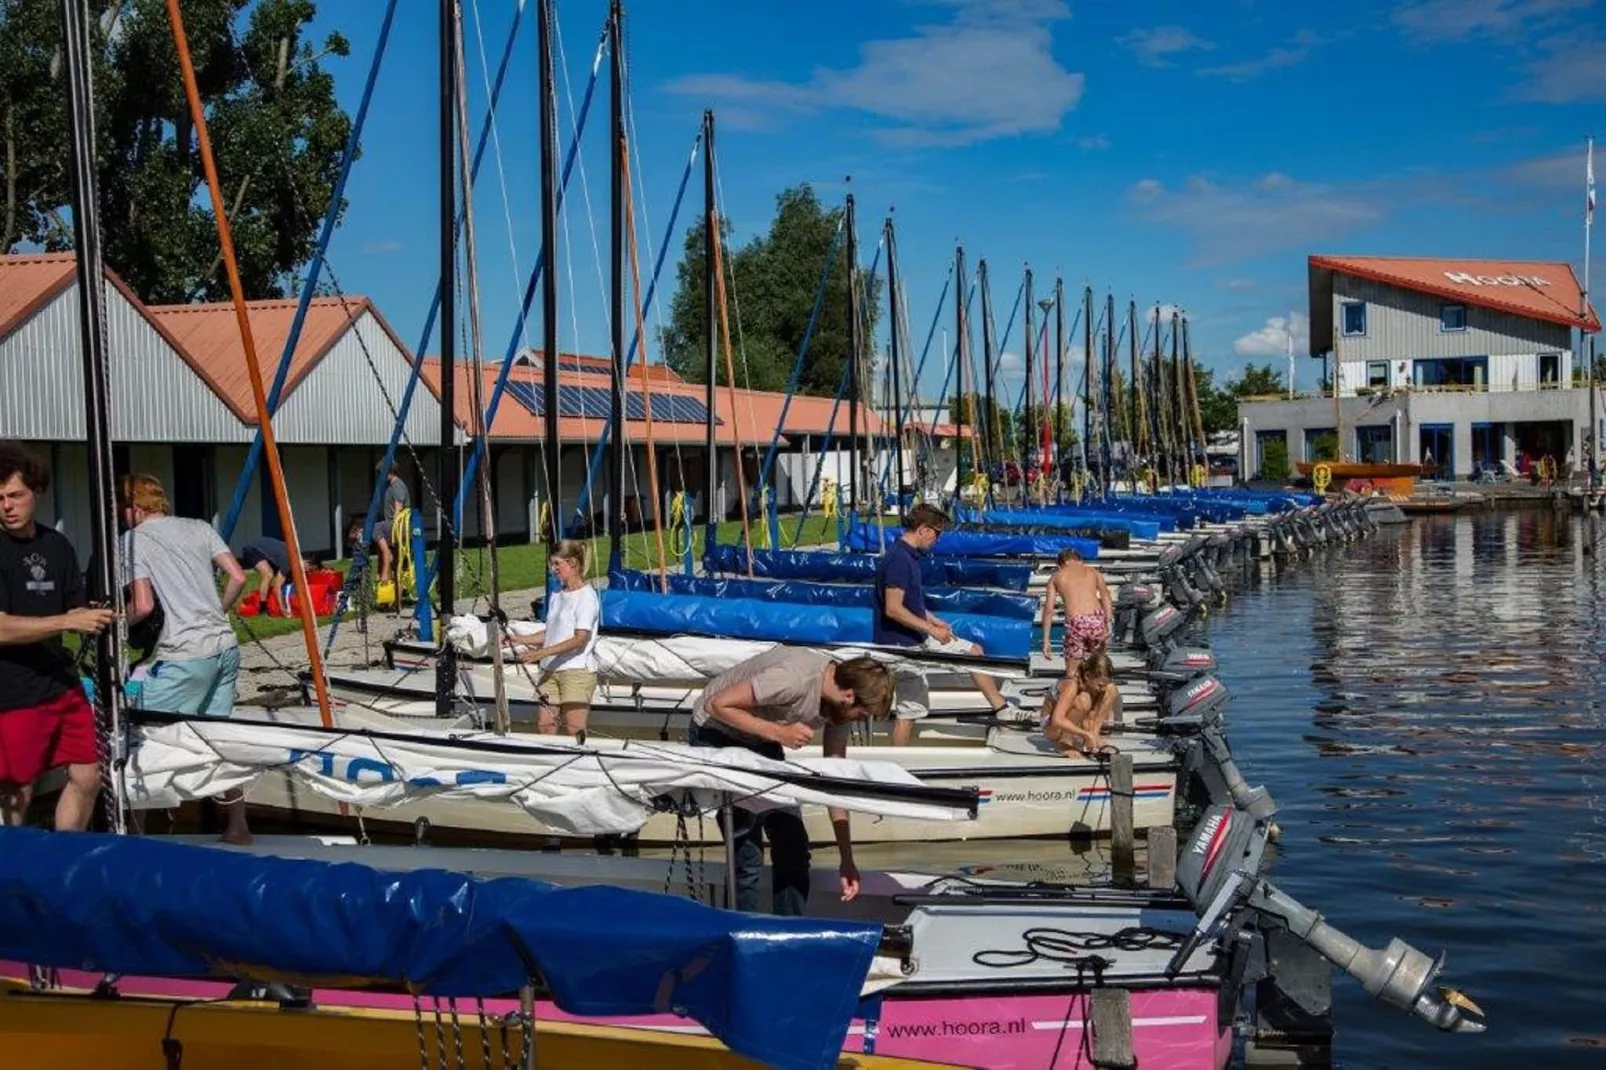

[0,444,114,829]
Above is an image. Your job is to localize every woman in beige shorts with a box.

[513,541,601,740]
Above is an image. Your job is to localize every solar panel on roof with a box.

[497,380,721,426]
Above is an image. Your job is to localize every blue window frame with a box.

[1341,301,1366,336]
[1440,304,1467,332]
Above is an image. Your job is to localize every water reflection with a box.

[1212,511,1606,1068]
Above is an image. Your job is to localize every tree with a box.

[1226,362,1286,399]
[662,184,882,396]
[1192,365,1237,435]
[1,0,351,302]
[1259,437,1290,481]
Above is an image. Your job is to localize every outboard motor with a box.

[1186,535,1226,595]
[1179,724,1277,819]
[1153,673,1230,731]
[1137,600,1190,651]
[1146,643,1217,685]
[1170,805,1487,1037]
[1159,546,1206,608]
[1109,582,1159,647]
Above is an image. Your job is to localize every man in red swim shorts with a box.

[0,444,114,829]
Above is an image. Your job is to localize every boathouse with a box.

[1238,255,1602,479]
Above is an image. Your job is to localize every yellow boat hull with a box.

[0,979,954,1070]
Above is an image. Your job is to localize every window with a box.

[1341,301,1367,336]
[1355,425,1393,464]
[1440,304,1467,332]
[1304,427,1338,463]
[1539,353,1560,385]
[1366,361,1389,388]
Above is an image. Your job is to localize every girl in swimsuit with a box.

[1042,652,1118,757]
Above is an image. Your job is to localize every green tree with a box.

[662,184,882,396]
[1,0,351,302]
[1226,362,1286,399]
[1259,437,1290,481]
[1192,365,1237,435]
[1014,401,1075,463]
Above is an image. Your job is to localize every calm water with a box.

[1208,510,1606,1067]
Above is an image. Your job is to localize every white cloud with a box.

[1197,29,1322,81]
[1512,37,1606,102]
[1222,277,1257,291]
[666,1,1083,146]
[1076,133,1111,150]
[1127,171,1386,265]
[1233,312,1310,357]
[1119,26,1215,67]
[1391,0,1593,42]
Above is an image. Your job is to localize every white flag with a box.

[1589,139,1597,223]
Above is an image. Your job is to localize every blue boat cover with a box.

[611,569,1037,621]
[841,524,1101,561]
[703,545,1031,591]
[963,508,1165,540]
[0,827,882,1070]
[603,589,1033,659]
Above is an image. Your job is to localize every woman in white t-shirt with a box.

[514,540,600,740]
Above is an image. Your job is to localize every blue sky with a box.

[305,0,1604,401]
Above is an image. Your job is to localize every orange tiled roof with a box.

[145,296,412,424]
[0,252,78,340]
[418,357,883,446]
[1310,255,1600,332]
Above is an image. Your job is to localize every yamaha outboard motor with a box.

[1171,805,1486,1037]
[1146,644,1217,685]
[1159,545,1206,608]
[1179,724,1277,819]
[1187,534,1226,595]
[1137,600,1190,651]
[1109,582,1159,648]
[1155,673,1231,731]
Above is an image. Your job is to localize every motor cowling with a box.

[1158,673,1229,728]
[1176,803,1270,912]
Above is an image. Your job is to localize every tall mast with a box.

[607,0,624,569]
[1170,309,1185,481]
[1104,291,1116,480]
[885,216,907,509]
[1152,304,1168,485]
[60,0,125,830]
[845,193,861,515]
[702,110,717,547]
[1130,299,1147,462]
[435,0,458,712]
[955,245,968,495]
[1082,285,1093,475]
[1184,316,1208,469]
[978,259,996,472]
[1054,277,1065,484]
[1024,267,1035,479]
[538,0,561,560]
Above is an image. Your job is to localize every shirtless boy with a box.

[1040,548,1112,680]
[1042,652,1118,756]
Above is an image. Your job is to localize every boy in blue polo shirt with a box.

[874,503,1008,744]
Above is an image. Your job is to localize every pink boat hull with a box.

[4,964,1230,1069]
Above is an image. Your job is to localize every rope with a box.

[709,199,755,578]
[621,132,670,590]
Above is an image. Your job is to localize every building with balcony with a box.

[1238,255,1601,479]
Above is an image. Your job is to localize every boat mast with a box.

[434,0,459,713]
[538,0,561,562]
[1131,299,1148,465]
[978,259,995,486]
[60,0,126,831]
[702,110,717,549]
[1023,267,1035,492]
[452,1,509,733]
[1053,277,1064,487]
[845,193,861,518]
[607,0,624,570]
[1170,309,1185,483]
[885,215,906,510]
[1105,291,1116,484]
[1082,285,1093,479]
[954,245,968,500]
[1183,316,1207,477]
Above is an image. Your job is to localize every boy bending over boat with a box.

[688,648,894,916]
[1041,548,1112,704]
[1042,652,1118,757]
[875,503,1010,745]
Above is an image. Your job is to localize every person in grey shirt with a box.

[120,474,251,843]
[377,465,409,588]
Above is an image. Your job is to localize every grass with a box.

[230,514,844,646]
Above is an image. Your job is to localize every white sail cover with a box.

[441,615,1021,684]
[123,714,974,837]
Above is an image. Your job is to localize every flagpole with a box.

[1586,136,1597,490]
